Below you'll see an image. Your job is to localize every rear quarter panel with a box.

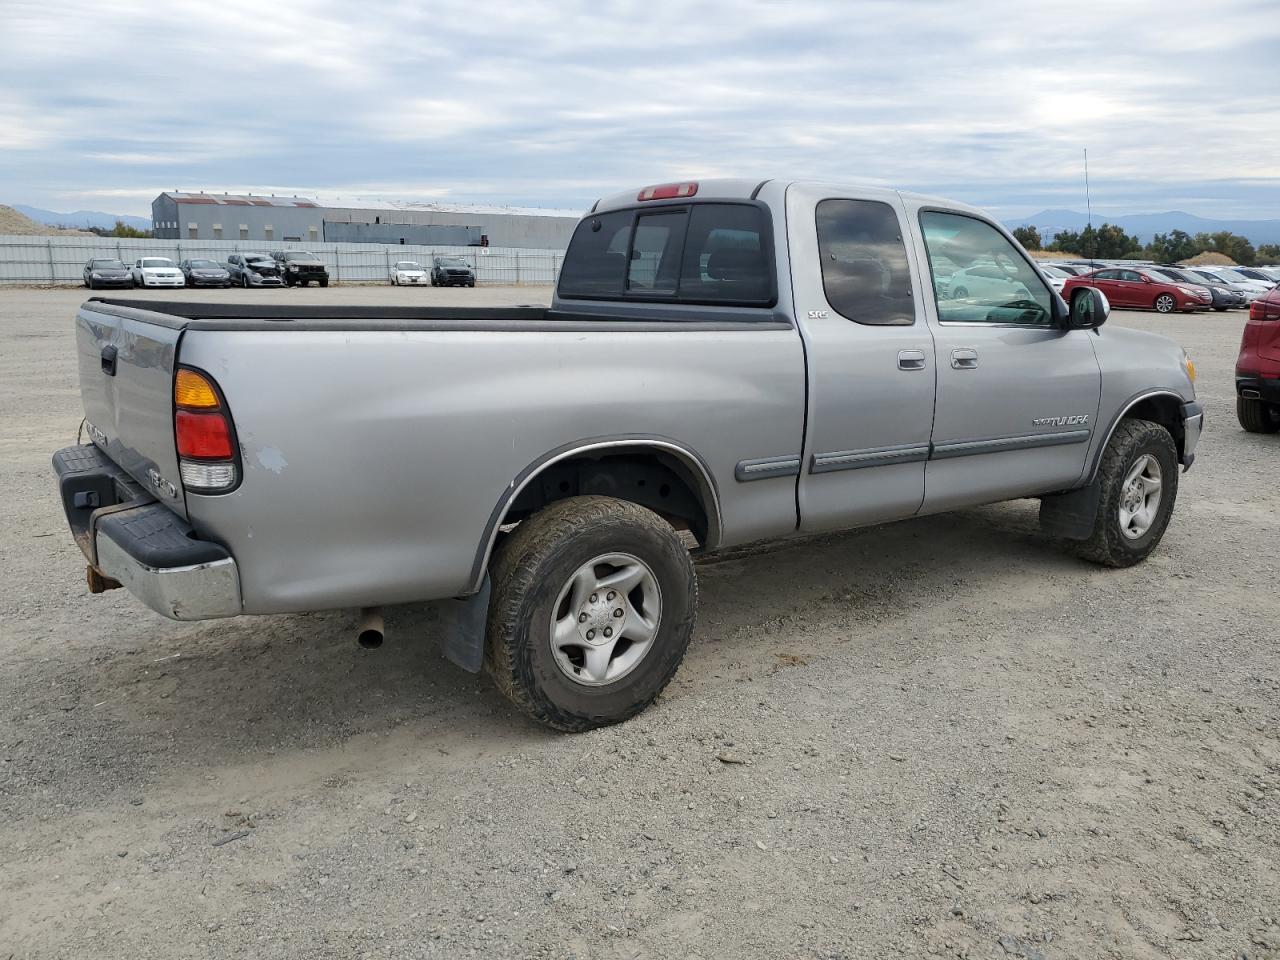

[178,325,805,613]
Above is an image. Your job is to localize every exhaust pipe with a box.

[356,607,385,649]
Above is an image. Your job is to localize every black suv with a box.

[431,256,475,287]
[271,250,330,287]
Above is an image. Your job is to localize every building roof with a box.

[161,192,580,219]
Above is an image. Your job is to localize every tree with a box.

[1257,244,1280,262]
[1011,225,1042,250]
[88,220,152,239]
[1048,229,1082,254]
[1145,229,1198,264]
[1047,223,1140,259]
[1191,231,1255,266]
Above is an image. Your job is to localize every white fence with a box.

[0,235,565,286]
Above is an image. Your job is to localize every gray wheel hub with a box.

[1118,453,1162,540]
[550,552,662,686]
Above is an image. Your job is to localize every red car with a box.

[1061,266,1212,313]
[1236,285,1280,432]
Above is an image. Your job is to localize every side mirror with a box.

[1068,286,1110,330]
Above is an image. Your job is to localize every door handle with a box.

[897,349,927,370]
[950,348,979,369]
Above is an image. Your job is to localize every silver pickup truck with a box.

[53,178,1203,731]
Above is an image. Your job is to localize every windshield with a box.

[245,254,273,263]
[1155,268,1193,282]
[1191,269,1225,282]
[188,259,219,269]
[283,252,316,261]
[437,258,470,269]
[1212,268,1249,282]
[141,258,173,267]
[1040,265,1069,278]
[395,261,423,270]
[90,259,125,269]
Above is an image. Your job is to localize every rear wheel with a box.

[951,285,968,299]
[1074,419,1179,567]
[319,279,328,287]
[485,496,697,732]
[1237,396,1280,433]
[1154,293,1176,313]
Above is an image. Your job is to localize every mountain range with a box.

[1005,209,1280,246]
[10,204,152,233]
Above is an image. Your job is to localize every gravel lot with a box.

[1,286,1277,960]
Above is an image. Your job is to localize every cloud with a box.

[1,0,1278,219]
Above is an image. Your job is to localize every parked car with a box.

[179,258,232,288]
[1062,267,1211,313]
[936,262,1033,302]
[52,178,1202,731]
[1235,284,1280,432]
[431,256,475,287]
[1231,267,1280,286]
[1039,264,1072,293]
[1184,267,1267,300]
[130,257,185,288]
[389,260,428,285]
[226,253,284,288]
[1149,266,1245,311]
[271,251,329,287]
[82,258,133,290]
[1045,263,1092,277]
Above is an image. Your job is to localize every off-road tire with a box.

[1075,418,1179,567]
[485,496,697,732]
[1237,396,1280,433]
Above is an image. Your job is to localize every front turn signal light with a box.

[1182,351,1197,385]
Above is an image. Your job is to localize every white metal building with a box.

[151,192,581,249]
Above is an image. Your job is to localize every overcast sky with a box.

[3,0,1278,220]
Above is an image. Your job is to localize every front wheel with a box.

[1237,396,1280,433]
[1154,293,1176,313]
[1074,418,1179,567]
[485,496,697,732]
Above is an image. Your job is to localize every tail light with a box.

[1250,297,1280,321]
[173,367,240,493]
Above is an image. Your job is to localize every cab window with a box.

[920,211,1053,325]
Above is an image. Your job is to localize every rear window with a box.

[558,202,773,306]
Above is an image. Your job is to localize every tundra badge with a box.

[1032,415,1090,427]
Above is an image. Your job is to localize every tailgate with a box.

[76,301,187,518]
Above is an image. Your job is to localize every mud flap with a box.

[1039,479,1102,541]
[434,575,491,673]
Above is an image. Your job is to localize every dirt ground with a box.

[1,286,1276,960]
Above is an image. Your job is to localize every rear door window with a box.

[815,199,914,325]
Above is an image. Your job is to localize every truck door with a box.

[906,206,1102,514]
[787,185,938,532]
